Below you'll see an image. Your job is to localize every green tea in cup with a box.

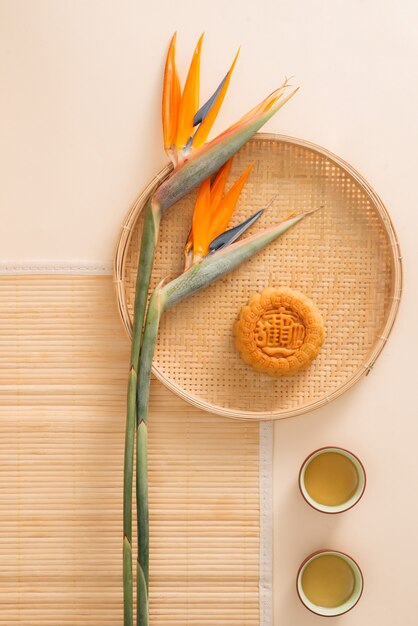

[297,550,363,616]
[299,447,366,513]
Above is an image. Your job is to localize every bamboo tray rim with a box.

[113,133,403,421]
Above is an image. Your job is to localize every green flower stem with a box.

[123,196,161,626]
[123,365,136,626]
[134,197,162,354]
[136,287,166,626]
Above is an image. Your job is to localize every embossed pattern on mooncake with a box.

[234,288,325,377]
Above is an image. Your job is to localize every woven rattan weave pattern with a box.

[115,134,402,420]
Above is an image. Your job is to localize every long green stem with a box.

[135,197,162,348]
[123,365,135,626]
[123,196,161,626]
[136,288,166,626]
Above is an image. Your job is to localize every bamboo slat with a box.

[0,275,260,625]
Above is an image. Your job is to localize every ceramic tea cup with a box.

[298,446,366,513]
[296,549,364,616]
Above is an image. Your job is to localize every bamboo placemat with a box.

[0,274,266,625]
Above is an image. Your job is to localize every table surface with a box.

[1,1,417,624]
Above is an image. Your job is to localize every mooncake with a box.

[233,287,325,377]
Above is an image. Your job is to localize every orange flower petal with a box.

[209,162,254,242]
[192,49,240,149]
[209,158,233,214]
[176,34,204,151]
[191,177,211,258]
[162,33,181,154]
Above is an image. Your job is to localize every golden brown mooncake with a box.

[233,287,325,377]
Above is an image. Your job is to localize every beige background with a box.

[1,1,417,625]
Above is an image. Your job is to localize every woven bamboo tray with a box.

[114,134,402,420]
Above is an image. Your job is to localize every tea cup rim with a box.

[298,446,367,514]
[296,549,364,617]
